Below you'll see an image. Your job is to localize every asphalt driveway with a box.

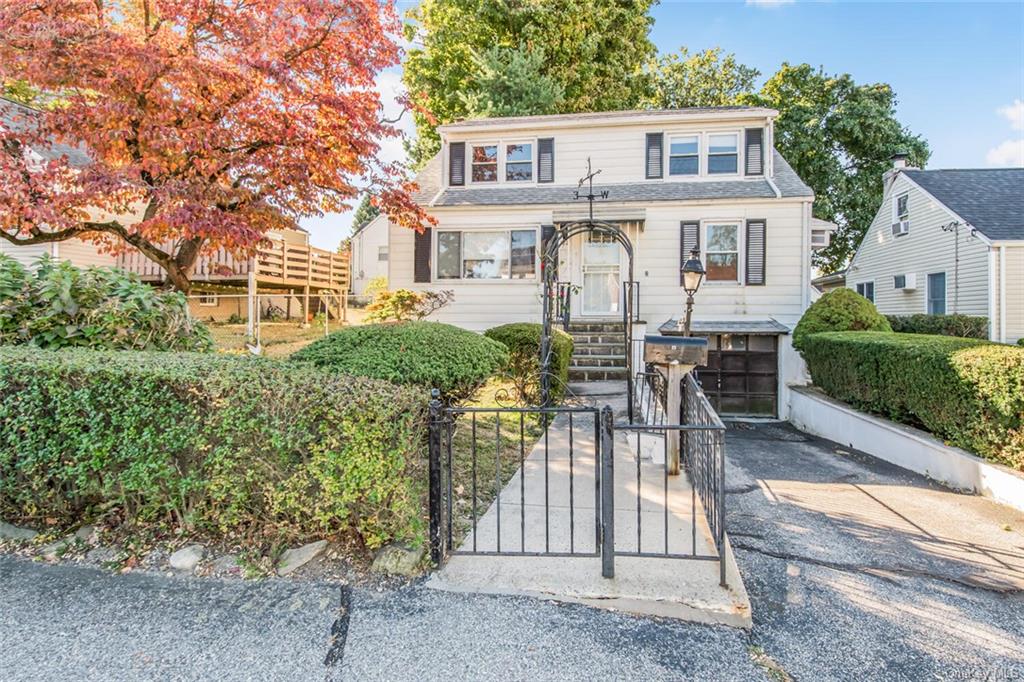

[1,422,1022,681]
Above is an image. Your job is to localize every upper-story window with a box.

[471,144,499,183]
[896,194,909,221]
[668,135,699,176]
[707,133,739,174]
[505,143,533,181]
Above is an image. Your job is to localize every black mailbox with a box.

[643,334,708,366]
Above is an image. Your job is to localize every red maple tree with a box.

[0,0,429,292]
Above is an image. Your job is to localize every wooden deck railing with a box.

[119,237,349,291]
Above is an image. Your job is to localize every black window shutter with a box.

[646,133,663,179]
[744,128,764,176]
[745,219,766,285]
[680,221,700,285]
[538,138,555,183]
[414,227,432,283]
[541,224,557,278]
[449,142,465,186]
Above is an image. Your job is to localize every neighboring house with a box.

[847,157,1024,344]
[380,107,819,418]
[811,269,847,293]
[349,213,389,296]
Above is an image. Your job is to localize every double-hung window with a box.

[707,133,739,174]
[705,223,741,282]
[856,282,875,303]
[668,135,699,176]
[896,194,909,221]
[436,229,538,281]
[471,144,498,183]
[505,143,533,182]
[377,246,389,262]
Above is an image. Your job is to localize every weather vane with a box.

[573,157,609,222]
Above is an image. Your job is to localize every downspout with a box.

[1000,245,1007,343]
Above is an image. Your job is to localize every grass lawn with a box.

[445,378,547,545]
[209,322,331,357]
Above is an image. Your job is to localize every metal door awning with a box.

[658,319,791,336]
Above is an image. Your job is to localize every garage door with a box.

[695,334,778,418]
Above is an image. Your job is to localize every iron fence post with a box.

[428,388,443,565]
[600,406,615,579]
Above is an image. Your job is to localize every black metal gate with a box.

[427,376,727,585]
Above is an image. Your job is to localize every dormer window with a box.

[505,143,533,182]
[471,144,498,183]
[668,135,699,176]
[707,133,739,174]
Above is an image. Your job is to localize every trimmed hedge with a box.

[484,323,574,403]
[0,348,428,548]
[793,288,891,351]
[886,314,989,339]
[0,255,212,351]
[291,321,507,403]
[800,332,1024,470]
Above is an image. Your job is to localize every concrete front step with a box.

[570,333,626,345]
[573,354,627,368]
[568,366,630,382]
[574,343,627,356]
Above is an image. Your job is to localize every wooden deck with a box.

[119,236,349,292]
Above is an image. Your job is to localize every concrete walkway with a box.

[427,382,751,627]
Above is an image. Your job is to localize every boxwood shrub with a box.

[885,314,989,339]
[0,348,428,548]
[800,332,1024,470]
[291,321,508,403]
[793,288,891,351]
[484,323,574,403]
[0,255,213,351]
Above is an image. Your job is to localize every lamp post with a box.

[680,248,706,336]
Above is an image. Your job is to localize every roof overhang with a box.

[439,108,779,135]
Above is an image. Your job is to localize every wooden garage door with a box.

[695,334,778,417]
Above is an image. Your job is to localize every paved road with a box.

[2,422,1022,681]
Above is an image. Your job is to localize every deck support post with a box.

[245,262,257,343]
[302,285,311,328]
[286,289,292,321]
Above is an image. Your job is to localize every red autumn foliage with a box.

[0,0,431,291]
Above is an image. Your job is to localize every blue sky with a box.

[301,0,1024,249]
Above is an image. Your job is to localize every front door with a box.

[581,233,621,316]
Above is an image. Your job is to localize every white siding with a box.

[847,173,991,317]
[994,245,1024,345]
[55,237,118,268]
[351,214,390,295]
[0,241,48,268]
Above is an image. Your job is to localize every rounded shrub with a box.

[792,288,891,351]
[0,255,212,352]
[484,323,574,403]
[291,321,508,402]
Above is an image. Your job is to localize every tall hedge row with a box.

[885,314,989,339]
[0,348,428,548]
[800,332,1024,470]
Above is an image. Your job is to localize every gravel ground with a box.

[1,422,1022,681]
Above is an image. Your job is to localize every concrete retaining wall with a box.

[788,385,1024,513]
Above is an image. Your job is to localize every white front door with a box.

[581,233,621,316]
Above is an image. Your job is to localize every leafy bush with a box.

[0,348,427,548]
[0,255,212,351]
[801,332,1024,470]
[484,323,574,403]
[365,288,454,322]
[291,321,507,403]
[793,288,891,351]
[886,314,988,339]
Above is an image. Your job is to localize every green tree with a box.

[352,193,380,232]
[744,64,929,271]
[402,0,657,166]
[460,45,564,119]
[642,47,759,108]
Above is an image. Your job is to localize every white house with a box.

[349,213,389,296]
[380,107,818,418]
[846,157,1023,344]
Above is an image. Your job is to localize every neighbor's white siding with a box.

[994,245,1024,345]
[0,237,116,270]
[847,173,990,317]
[351,214,389,295]
[0,241,48,268]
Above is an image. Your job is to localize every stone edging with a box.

[787,385,1024,513]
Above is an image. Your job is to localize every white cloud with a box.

[985,139,1024,167]
[745,0,795,7]
[997,99,1024,132]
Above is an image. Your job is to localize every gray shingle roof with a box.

[902,168,1024,241]
[417,149,811,207]
[0,97,92,167]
